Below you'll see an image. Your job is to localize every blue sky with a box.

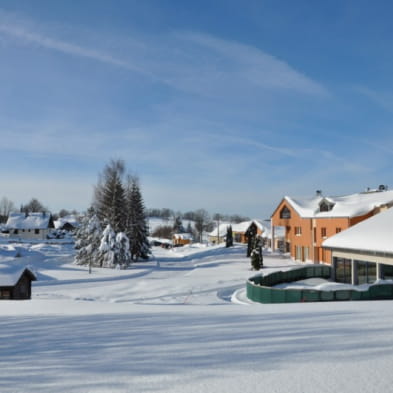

[1,0,393,219]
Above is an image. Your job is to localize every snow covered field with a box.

[1,242,393,393]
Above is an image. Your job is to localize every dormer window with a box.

[280,206,291,219]
[319,199,334,212]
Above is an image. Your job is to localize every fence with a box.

[247,265,393,303]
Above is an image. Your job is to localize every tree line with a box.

[0,196,80,224]
[147,207,250,224]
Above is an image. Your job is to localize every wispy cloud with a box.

[175,32,328,97]
[0,10,328,99]
[354,85,393,112]
[0,20,153,76]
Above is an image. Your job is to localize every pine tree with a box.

[74,212,102,271]
[250,236,263,270]
[173,215,184,233]
[116,232,131,268]
[94,159,126,233]
[186,222,193,234]
[226,225,233,248]
[246,222,257,257]
[98,224,117,268]
[125,176,150,261]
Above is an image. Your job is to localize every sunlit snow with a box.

[1,240,392,393]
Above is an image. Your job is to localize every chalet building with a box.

[271,187,393,264]
[0,267,36,300]
[172,233,193,246]
[208,220,266,244]
[323,207,393,285]
[6,212,55,240]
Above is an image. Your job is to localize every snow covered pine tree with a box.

[74,213,102,272]
[94,159,127,233]
[125,176,150,261]
[98,224,118,268]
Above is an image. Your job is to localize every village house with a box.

[172,233,193,246]
[6,212,55,240]
[323,207,393,285]
[270,186,393,264]
[0,267,36,300]
[54,214,80,232]
[208,220,266,244]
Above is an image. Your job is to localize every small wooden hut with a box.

[0,267,37,300]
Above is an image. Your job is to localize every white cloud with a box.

[175,32,328,97]
[355,86,393,112]
[0,11,327,99]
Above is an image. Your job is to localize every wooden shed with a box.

[0,267,37,300]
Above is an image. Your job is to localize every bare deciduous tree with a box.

[0,197,15,223]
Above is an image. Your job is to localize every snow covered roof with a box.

[173,233,193,240]
[0,267,36,287]
[6,212,54,230]
[323,207,393,254]
[209,220,267,237]
[284,190,393,218]
[54,215,80,229]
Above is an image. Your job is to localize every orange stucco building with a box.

[271,188,393,264]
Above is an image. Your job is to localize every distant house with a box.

[173,233,193,246]
[323,207,393,285]
[271,187,393,264]
[6,212,55,240]
[54,215,80,232]
[0,267,36,300]
[208,220,267,244]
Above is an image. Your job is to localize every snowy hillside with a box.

[1,241,393,393]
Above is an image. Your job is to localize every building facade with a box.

[271,188,393,264]
[6,212,55,240]
[323,207,393,284]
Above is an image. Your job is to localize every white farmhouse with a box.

[6,212,55,240]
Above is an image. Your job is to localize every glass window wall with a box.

[356,260,376,284]
[334,257,351,284]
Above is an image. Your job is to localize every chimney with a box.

[316,190,322,197]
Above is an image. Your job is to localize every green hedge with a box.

[247,265,393,303]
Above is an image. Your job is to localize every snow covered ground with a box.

[1,241,393,392]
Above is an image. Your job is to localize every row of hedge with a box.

[247,265,393,303]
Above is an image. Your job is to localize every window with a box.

[303,247,309,261]
[34,229,40,235]
[335,257,351,283]
[319,199,335,212]
[295,246,302,261]
[321,227,327,238]
[336,227,341,234]
[280,206,291,219]
[295,226,302,236]
[357,261,376,284]
[381,264,393,280]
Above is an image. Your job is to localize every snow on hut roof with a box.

[0,267,36,287]
[285,189,393,218]
[323,207,393,254]
[6,212,53,230]
[173,233,193,240]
